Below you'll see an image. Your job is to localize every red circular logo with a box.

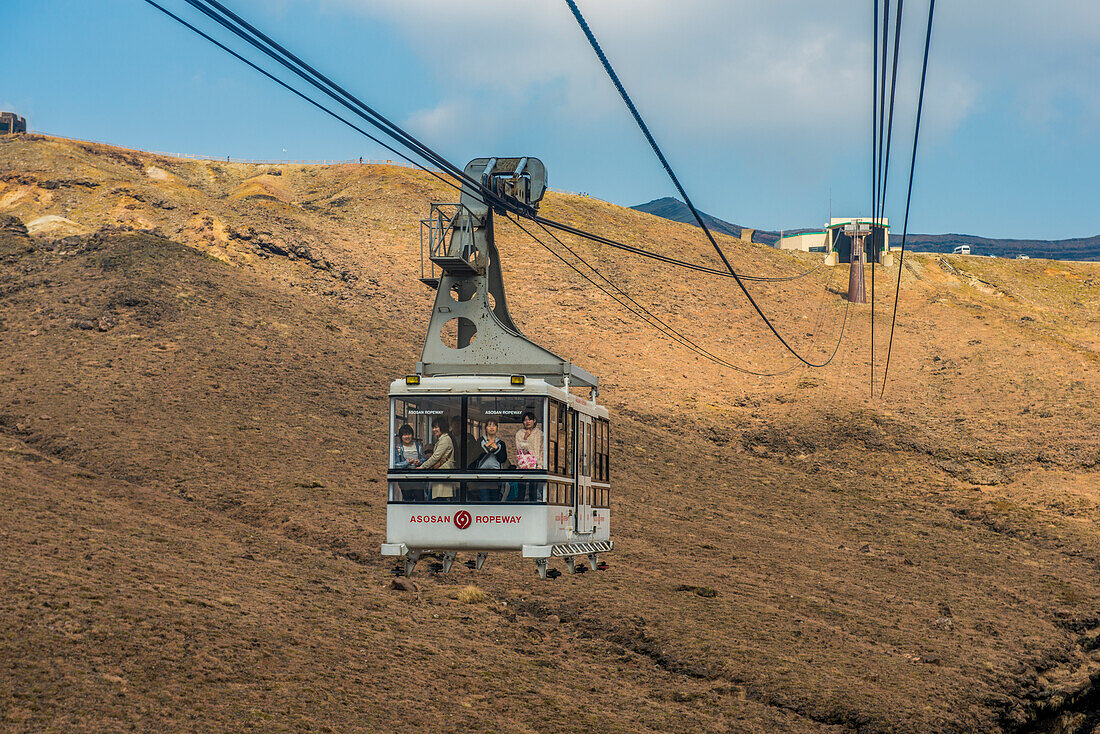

[454,511,472,530]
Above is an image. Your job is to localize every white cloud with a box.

[406,99,476,142]
[931,0,1100,132]
[276,0,1098,228]
[302,1,980,149]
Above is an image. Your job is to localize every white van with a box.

[952,245,971,255]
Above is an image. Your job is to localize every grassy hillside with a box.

[2,134,1099,733]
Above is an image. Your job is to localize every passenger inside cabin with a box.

[394,423,426,502]
[515,411,544,470]
[451,415,479,469]
[471,419,511,501]
[393,423,425,469]
[514,411,544,502]
[470,420,509,470]
[419,417,457,501]
[420,418,455,469]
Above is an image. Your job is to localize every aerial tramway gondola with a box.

[380,158,613,579]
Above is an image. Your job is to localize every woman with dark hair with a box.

[470,419,508,470]
[470,419,510,501]
[420,416,457,500]
[514,410,544,469]
[514,409,544,501]
[393,423,426,501]
[393,424,425,470]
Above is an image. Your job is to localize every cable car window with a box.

[547,480,573,506]
[579,418,594,478]
[467,396,547,471]
[548,401,559,474]
[389,480,459,503]
[593,486,610,508]
[391,396,463,471]
[588,420,595,477]
[595,418,610,482]
[548,400,571,477]
[595,419,604,482]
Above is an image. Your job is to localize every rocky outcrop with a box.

[0,214,32,257]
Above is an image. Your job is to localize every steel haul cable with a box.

[506,213,849,377]
[871,0,906,397]
[871,1,891,397]
[526,216,850,374]
[881,0,936,397]
[142,0,464,198]
[152,0,818,287]
[505,214,791,376]
[148,0,847,370]
[193,0,823,283]
[564,0,844,368]
[532,215,823,283]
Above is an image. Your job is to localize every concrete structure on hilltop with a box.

[777,230,827,252]
[777,218,894,266]
[1,112,26,135]
[824,217,892,266]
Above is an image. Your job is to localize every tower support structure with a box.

[416,157,596,390]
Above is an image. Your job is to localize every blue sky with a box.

[2,0,1097,239]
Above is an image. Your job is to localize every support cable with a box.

[506,213,849,376]
[150,0,845,368]
[871,1,891,396]
[564,0,840,367]
[533,215,822,282]
[142,0,471,201]
[871,0,879,263]
[873,0,905,397]
[530,215,852,374]
[193,0,822,284]
[181,0,553,220]
[188,0,483,194]
[530,217,848,374]
[154,0,819,287]
[881,0,935,397]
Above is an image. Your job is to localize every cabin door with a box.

[574,413,595,534]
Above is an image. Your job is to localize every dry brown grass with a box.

[1,134,1098,733]
[457,585,489,604]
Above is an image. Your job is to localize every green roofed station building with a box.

[778,218,892,267]
[825,217,891,266]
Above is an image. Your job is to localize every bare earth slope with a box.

[2,134,1099,733]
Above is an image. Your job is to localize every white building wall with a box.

[777,232,827,252]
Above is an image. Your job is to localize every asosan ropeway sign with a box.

[409,511,522,529]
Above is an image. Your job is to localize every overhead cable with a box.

[191,0,824,284]
[871,0,906,397]
[187,0,482,192]
[881,0,936,397]
[505,214,843,377]
[525,215,852,375]
[533,214,823,283]
[157,0,817,287]
[142,0,469,200]
[564,0,842,367]
[149,0,844,368]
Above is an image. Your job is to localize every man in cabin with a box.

[450,415,479,472]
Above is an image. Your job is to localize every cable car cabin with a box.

[381,375,611,578]
[381,156,610,578]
